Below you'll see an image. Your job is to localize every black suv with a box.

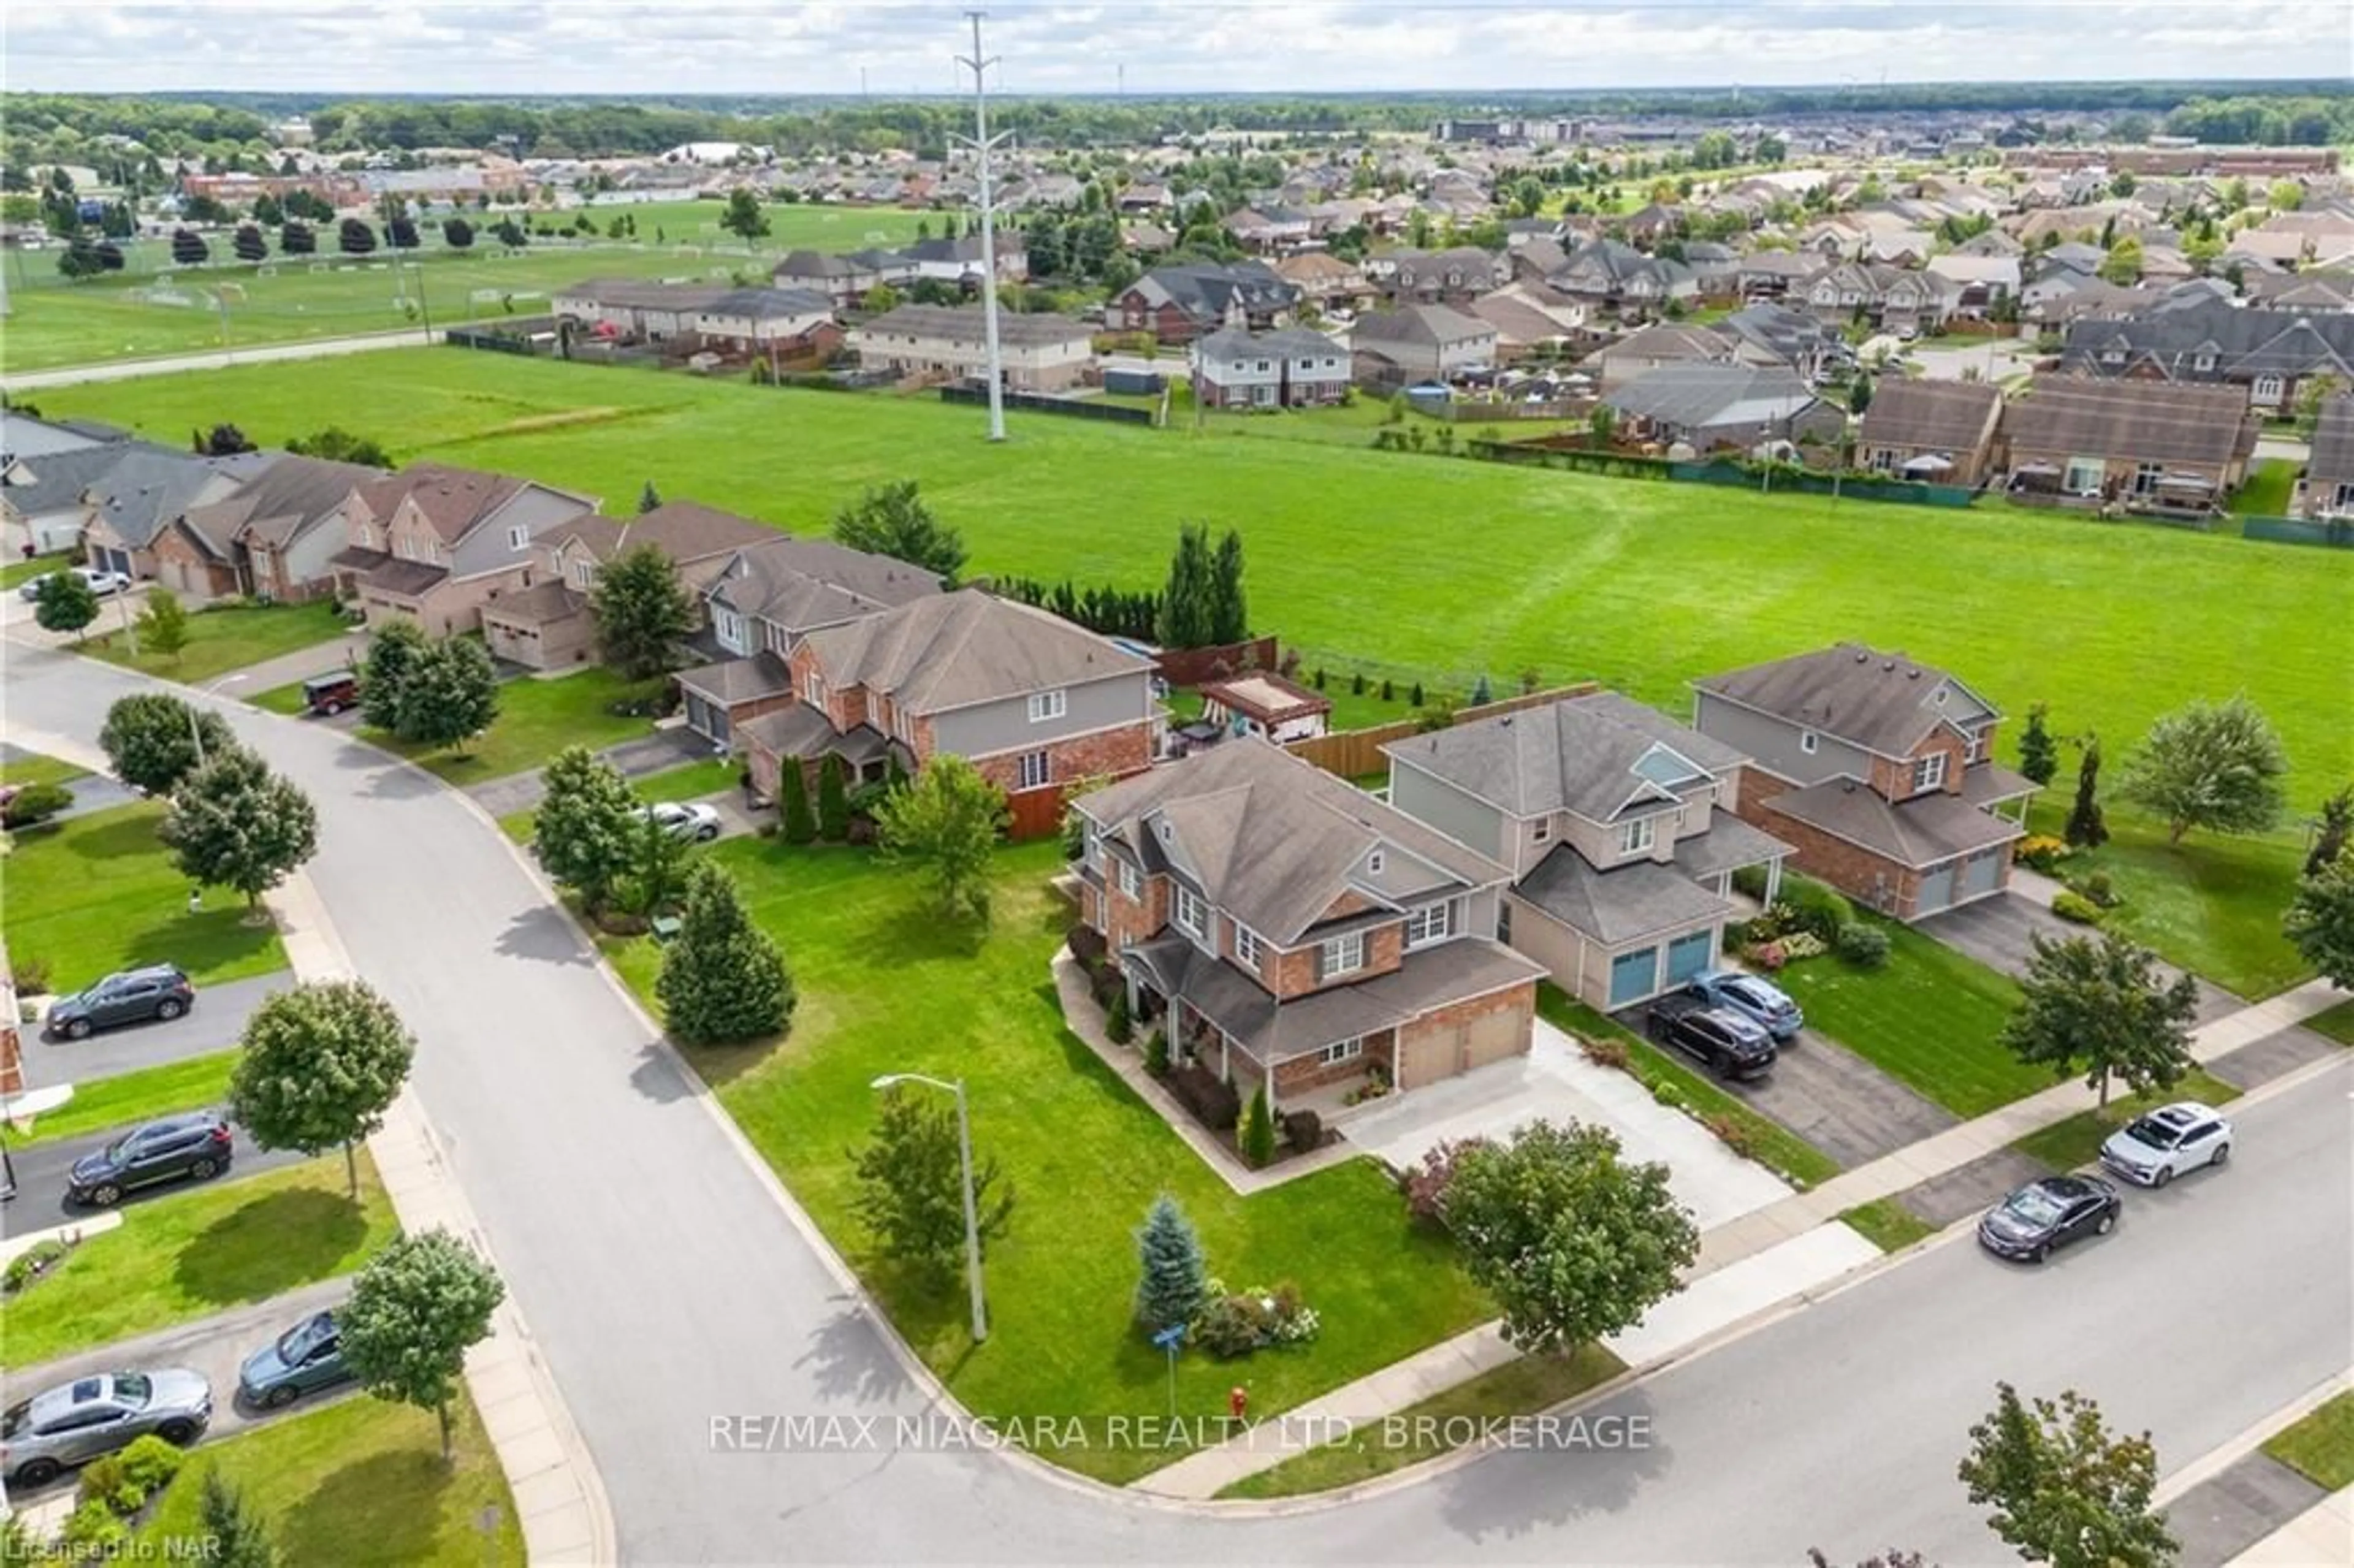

[67,1114,234,1207]
[1645,993,1777,1080]
[44,966,196,1040]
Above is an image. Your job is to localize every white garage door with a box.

[1962,847,2005,900]
[1916,861,1958,915]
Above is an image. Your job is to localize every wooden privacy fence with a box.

[1284,682,1601,780]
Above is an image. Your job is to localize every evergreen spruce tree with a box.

[657,862,795,1045]
[780,760,817,845]
[1240,1083,1276,1168]
[2065,735,2111,849]
[1133,1195,1210,1331]
[816,755,851,842]
[2017,702,2060,787]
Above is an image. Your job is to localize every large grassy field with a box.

[601,839,1493,1485]
[3,801,288,994]
[39,351,2352,815]
[1,204,928,373]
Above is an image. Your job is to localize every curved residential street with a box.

[6,640,2348,1567]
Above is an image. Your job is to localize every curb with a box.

[2155,1367,2353,1505]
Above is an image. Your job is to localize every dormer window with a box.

[1914,752,1949,793]
[1620,816,1656,856]
[571,560,593,589]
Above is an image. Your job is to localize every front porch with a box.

[1124,937,1398,1120]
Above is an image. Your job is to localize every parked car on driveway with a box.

[44,965,196,1040]
[17,566,132,603]
[633,801,722,842]
[238,1310,352,1409]
[1977,1174,2120,1263]
[2100,1102,2233,1187]
[66,1112,234,1208]
[1645,992,1777,1080]
[299,670,361,716]
[1,1369,213,1488]
[1680,970,1804,1041]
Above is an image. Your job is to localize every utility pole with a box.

[954,10,1010,443]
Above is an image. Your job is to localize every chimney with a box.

[1907,668,1921,679]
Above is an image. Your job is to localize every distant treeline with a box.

[4,82,2350,162]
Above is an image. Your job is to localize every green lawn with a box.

[2,801,287,994]
[1,555,72,590]
[1536,988,1843,1189]
[499,753,739,843]
[603,839,1494,1484]
[250,678,314,715]
[81,599,351,684]
[2025,799,2317,1000]
[0,748,90,789]
[139,1388,523,1567]
[1838,1198,1940,1253]
[2261,1391,2354,1492]
[1216,1342,1625,1499]
[1,204,927,375]
[363,667,658,786]
[2231,457,2299,519]
[34,351,2350,816]
[4,1153,397,1364]
[8,1049,240,1148]
[2008,1070,2243,1173]
[1770,918,2049,1117]
[2302,998,2354,1046]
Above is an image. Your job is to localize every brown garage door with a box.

[1396,1027,1454,1092]
[1397,1000,1532,1088]
[1460,1000,1529,1073]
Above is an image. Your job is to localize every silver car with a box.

[16,566,132,603]
[2099,1102,2233,1187]
[1,1369,213,1488]
[633,801,722,842]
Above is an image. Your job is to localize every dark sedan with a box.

[1978,1174,2121,1263]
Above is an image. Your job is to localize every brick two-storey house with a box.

[1384,692,1794,1012]
[329,464,600,636]
[1072,737,1545,1109]
[478,501,778,670]
[1691,644,2038,921]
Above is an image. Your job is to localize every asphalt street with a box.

[6,642,2348,1567]
[4,1124,310,1228]
[16,972,286,1090]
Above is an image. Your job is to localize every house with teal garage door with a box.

[1382,690,1796,1013]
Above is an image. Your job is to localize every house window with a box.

[1319,932,1365,978]
[1965,728,1989,763]
[1018,749,1051,791]
[1531,818,1550,843]
[357,525,373,547]
[1620,816,1656,856]
[1117,859,1140,899]
[2063,458,2105,497]
[1175,885,1206,937]
[2134,462,2163,496]
[571,560,593,588]
[1315,1037,1363,1066]
[508,525,530,550]
[2193,352,2216,373]
[1799,730,1819,755]
[2252,375,2285,406]
[1234,925,1262,967]
[1914,752,1949,793]
[1404,901,1453,948]
[1368,850,1385,876]
[714,609,744,649]
[1027,689,1067,723]
[804,671,827,707]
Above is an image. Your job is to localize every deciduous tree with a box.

[719,188,769,241]
[589,542,694,680]
[359,617,429,731]
[99,693,233,796]
[531,746,641,910]
[1957,1383,2174,1568]
[392,635,499,753]
[339,1229,505,1461]
[2000,931,2199,1106]
[873,756,1008,927]
[2284,848,2354,992]
[2119,696,2287,845]
[441,216,474,250]
[832,480,966,582]
[2301,783,2352,878]
[1442,1119,1697,1357]
[285,427,391,467]
[657,861,795,1045]
[158,746,318,910]
[135,586,190,663]
[29,569,98,641]
[228,980,414,1197]
[851,1085,1013,1287]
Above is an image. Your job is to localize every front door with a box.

[1607,946,1659,1009]
[1664,929,1715,985]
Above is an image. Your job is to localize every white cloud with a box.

[1,1,2342,94]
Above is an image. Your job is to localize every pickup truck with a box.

[1645,993,1777,1081]
[1680,970,1804,1042]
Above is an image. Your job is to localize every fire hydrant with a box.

[1227,1385,1249,1422]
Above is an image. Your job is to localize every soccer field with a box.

[35,348,2354,804]
[0,203,928,373]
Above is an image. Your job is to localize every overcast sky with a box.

[4,2,2344,96]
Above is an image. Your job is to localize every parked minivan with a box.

[301,671,360,716]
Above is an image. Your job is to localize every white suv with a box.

[2098,1102,2233,1187]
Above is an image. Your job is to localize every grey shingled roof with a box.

[674,652,792,706]
[0,440,177,519]
[2060,296,2354,384]
[1858,378,2004,455]
[1515,847,1735,946]
[1,411,111,462]
[1760,778,2024,868]
[802,588,1152,716]
[88,449,270,549]
[1694,642,1997,758]
[182,454,383,558]
[1194,326,1343,363]
[1351,303,1495,351]
[2002,374,2253,469]
[857,303,1095,350]
[1603,362,1821,432]
[1078,734,1511,946]
[1384,693,1726,824]
[562,278,834,319]
[2309,395,2354,488]
[706,534,943,637]
[538,501,776,568]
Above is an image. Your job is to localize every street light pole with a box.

[871,1071,987,1342]
[189,674,249,769]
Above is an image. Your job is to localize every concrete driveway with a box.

[1343,1019,1793,1231]
[0,1277,355,1507]
[17,972,288,1091]
[1921,892,2242,1022]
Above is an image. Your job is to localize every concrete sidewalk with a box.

[219,629,371,697]
[271,870,617,1566]
[2222,1487,2351,1566]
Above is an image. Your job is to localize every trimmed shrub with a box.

[1351,671,1367,696]
[1409,681,1425,707]
[1652,1080,1685,1109]
[1240,1083,1276,1167]
[1313,667,1327,690]
[1106,990,1134,1045]
[1780,878,1855,941]
[1379,678,1395,701]
[2052,889,2104,924]
[1143,1029,1170,1077]
[2016,834,2071,872]
[1731,864,1770,900]
[2071,870,2123,908]
[0,781,72,829]
[1398,1136,1488,1226]
[1577,1035,1630,1070]
[1194,1292,1273,1358]
[1834,922,1892,968]
[76,1455,140,1516]
[1777,931,1829,961]
[1170,1065,1241,1131]
[116,1434,186,1498]
[1281,1108,1323,1152]
[816,755,851,842]
[3,1238,68,1293]
[1066,924,1108,970]
[60,1500,129,1553]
